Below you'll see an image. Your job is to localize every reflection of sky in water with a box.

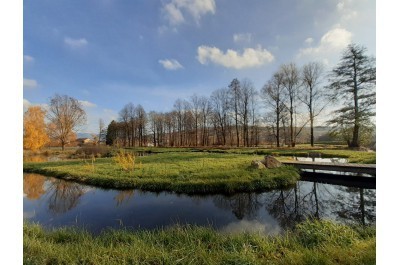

[295,157,348,163]
[294,157,374,177]
[23,210,36,219]
[221,220,282,235]
[23,174,376,235]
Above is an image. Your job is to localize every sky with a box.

[23,0,376,133]
[5,2,400,263]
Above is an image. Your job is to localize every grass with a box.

[23,220,376,265]
[123,146,376,164]
[23,152,300,194]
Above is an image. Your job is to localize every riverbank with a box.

[23,220,375,265]
[23,152,300,194]
[122,146,376,164]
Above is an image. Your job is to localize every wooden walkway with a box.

[282,161,376,175]
[300,172,376,189]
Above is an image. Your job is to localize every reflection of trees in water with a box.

[264,182,376,229]
[23,174,46,200]
[333,187,376,225]
[264,183,313,230]
[114,190,134,206]
[47,180,86,214]
[212,193,262,220]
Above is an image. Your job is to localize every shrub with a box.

[74,145,112,158]
[114,149,135,172]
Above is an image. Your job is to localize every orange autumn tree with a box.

[23,106,50,151]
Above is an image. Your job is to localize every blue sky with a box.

[23,0,376,133]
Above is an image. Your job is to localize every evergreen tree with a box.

[327,44,376,147]
[106,120,118,146]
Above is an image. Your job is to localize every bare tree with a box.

[135,104,147,147]
[47,94,86,150]
[240,79,256,147]
[173,99,185,146]
[300,62,328,146]
[261,71,286,147]
[190,94,201,146]
[249,84,260,146]
[229,78,241,147]
[198,96,211,146]
[281,63,300,147]
[211,88,230,145]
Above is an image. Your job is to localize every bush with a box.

[74,145,112,158]
[113,149,135,172]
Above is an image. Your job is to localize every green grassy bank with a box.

[124,146,376,164]
[23,152,300,194]
[24,220,376,265]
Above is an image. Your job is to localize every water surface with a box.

[23,173,375,235]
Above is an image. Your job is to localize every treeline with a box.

[23,44,375,151]
[105,44,376,148]
[106,82,265,147]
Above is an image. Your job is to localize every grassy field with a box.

[124,146,376,164]
[23,152,300,194]
[24,220,376,265]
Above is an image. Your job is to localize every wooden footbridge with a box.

[282,161,376,189]
[282,161,376,176]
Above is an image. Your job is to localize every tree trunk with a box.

[310,117,314,147]
[290,104,295,147]
[276,110,280,147]
[351,59,360,148]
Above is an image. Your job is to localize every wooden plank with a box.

[301,172,376,189]
[282,161,376,175]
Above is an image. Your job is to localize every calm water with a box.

[23,173,376,235]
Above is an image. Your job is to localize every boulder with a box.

[251,160,266,169]
[261,155,282,168]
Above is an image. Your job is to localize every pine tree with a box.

[327,44,376,147]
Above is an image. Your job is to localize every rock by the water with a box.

[261,155,282,168]
[251,160,266,169]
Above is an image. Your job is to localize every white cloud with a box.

[64,37,88,48]
[24,55,34,63]
[297,27,352,61]
[164,2,185,25]
[79,100,97,108]
[163,0,216,26]
[337,1,345,11]
[23,99,31,111]
[197,45,274,69]
[304,37,314,45]
[233,33,252,43]
[158,59,184,70]
[336,0,358,21]
[23,78,38,89]
[23,98,48,112]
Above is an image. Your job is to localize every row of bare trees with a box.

[107,43,375,148]
[23,44,375,150]
[107,52,337,147]
[106,61,328,148]
[261,62,329,147]
[106,77,268,147]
